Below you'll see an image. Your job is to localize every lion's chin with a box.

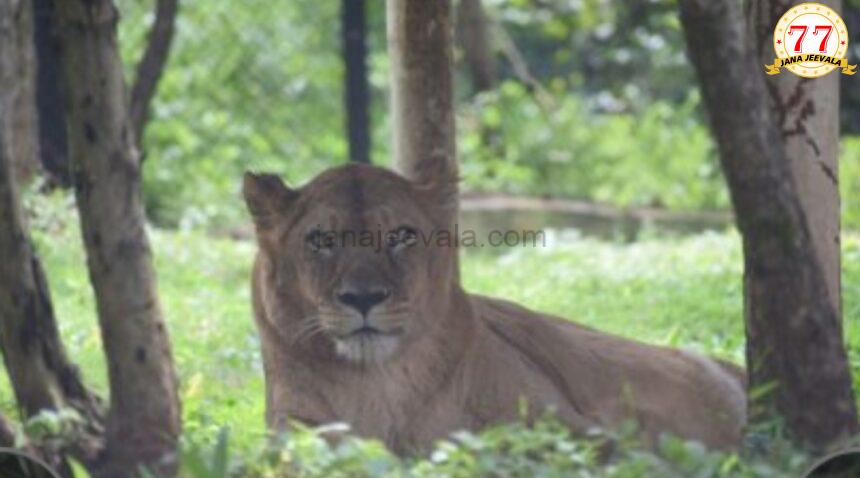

[334,333,400,364]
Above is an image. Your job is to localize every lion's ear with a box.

[410,153,459,218]
[243,172,297,230]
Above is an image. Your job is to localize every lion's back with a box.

[470,294,747,449]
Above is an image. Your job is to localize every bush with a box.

[458,82,727,210]
[178,417,811,478]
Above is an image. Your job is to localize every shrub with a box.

[178,416,812,478]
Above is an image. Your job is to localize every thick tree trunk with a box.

[752,0,842,317]
[0,0,103,464]
[342,0,371,164]
[33,0,70,187]
[387,0,458,187]
[53,1,181,475]
[456,0,497,93]
[9,0,39,183]
[679,0,858,450]
[129,0,178,154]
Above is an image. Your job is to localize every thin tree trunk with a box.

[53,1,181,475]
[0,0,103,464]
[10,0,39,183]
[387,0,457,184]
[679,0,858,449]
[489,23,556,111]
[456,0,497,93]
[129,0,178,155]
[33,0,71,187]
[342,0,371,164]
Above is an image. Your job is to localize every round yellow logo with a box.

[765,3,856,78]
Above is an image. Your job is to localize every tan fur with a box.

[244,164,746,454]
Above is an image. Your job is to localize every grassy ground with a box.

[4,203,860,473]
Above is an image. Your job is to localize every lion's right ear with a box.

[243,172,298,230]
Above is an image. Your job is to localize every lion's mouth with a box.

[351,325,381,337]
[345,325,402,338]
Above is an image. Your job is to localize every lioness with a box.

[243,163,746,454]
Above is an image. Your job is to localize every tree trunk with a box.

[53,1,181,475]
[33,0,71,187]
[9,0,39,183]
[342,0,371,164]
[0,0,103,464]
[679,0,858,450]
[387,0,458,187]
[0,413,16,447]
[129,0,178,155]
[456,0,497,93]
[752,0,842,317]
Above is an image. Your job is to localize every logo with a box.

[765,3,856,77]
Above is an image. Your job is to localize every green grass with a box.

[4,197,860,475]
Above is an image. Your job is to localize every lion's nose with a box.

[336,287,391,316]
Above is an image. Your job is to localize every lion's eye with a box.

[387,226,418,251]
[306,229,336,255]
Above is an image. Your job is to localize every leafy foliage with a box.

[22,408,86,451]
[488,0,694,109]
[177,417,813,478]
[118,0,350,228]
[841,137,860,230]
[459,82,726,210]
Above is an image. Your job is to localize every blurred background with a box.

[105,0,858,234]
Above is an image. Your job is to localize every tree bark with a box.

[456,0,497,93]
[679,0,858,450]
[0,413,16,447]
[9,0,39,183]
[53,1,181,475]
[129,0,178,155]
[752,0,842,317]
[0,0,103,463]
[342,0,371,164]
[33,0,71,187]
[387,0,458,187]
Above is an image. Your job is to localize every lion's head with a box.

[243,164,459,365]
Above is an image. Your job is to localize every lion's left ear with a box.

[243,172,298,230]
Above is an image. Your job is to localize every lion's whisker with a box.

[289,315,330,345]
